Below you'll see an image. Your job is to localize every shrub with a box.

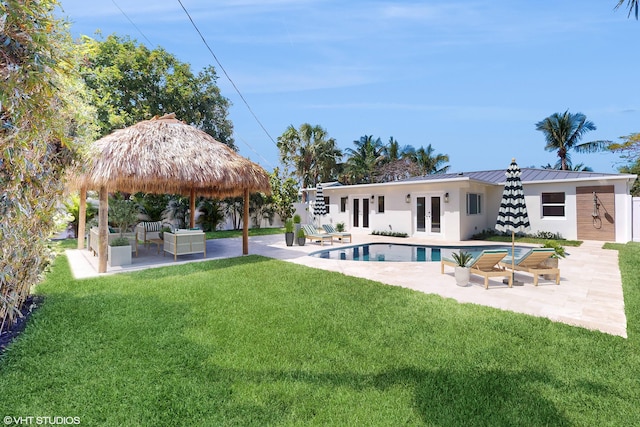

[336,222,345,232]
[110,237,131,247]
[293,214,301,224]
[284,219,294,233]
[371,230,408,238]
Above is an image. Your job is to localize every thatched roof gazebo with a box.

[70,113,271,273]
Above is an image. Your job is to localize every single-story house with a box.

[304,168,638,243]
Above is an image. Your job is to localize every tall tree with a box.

[276,123,341,188]
[78,34,234,147]
[535,110,609,171]
[609,133,640,163]
[343,135,385,184]
[615,0,639,19]
[1,0,94,329]
[411,144,451,175]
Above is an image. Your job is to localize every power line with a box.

[110,0,155,47]
[177,0,279,149]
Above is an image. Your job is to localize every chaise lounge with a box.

[322,224,352,243]
[499,247,560,286]
[302,224,333,246]
[441,249,511,289]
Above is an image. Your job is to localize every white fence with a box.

[633,197,640,242]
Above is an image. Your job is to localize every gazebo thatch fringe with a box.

[68,113,271,273]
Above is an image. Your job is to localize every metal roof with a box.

[400,168,632,185]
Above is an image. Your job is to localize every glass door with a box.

[353,198,359,228]
[415,194,443,236]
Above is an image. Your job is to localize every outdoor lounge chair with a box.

[441,249,511,289]
[322,224,352,243]
[302,224,333,246]
[499,247,560,286]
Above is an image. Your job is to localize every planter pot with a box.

[285,232,294,247]
[108,244,132,267]
[294,223,301,243]
[297,237,306,246]
[542,257,559,280]
[454,266,471,287]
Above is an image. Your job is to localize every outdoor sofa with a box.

[163,229,206,261]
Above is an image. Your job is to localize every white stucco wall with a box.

[312,175,634,243]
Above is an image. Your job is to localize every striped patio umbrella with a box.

[313,183,326,226]
[495,158,531,285]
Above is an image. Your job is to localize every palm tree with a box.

[276,123,341,188]
[382,136,415,163]
[535,110,610,171]
[411,144,450,175]
[615,0,638,19]
[344,135,385,184]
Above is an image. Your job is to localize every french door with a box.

[416,195,442,235]
[352,197,370,229]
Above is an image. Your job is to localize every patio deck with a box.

[65,235,627,338]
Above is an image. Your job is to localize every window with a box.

[324,196,330,214]
[378,196,385,213]
[541,192,565,217]
[340,197,347,212]
[466,193,482,215]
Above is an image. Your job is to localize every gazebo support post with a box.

[77,186,87,249]
[190,188,196,228]
[98,186,108,273]
[243,188,249,255]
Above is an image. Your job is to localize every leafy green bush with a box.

[110,237,131,247]
[371,230,408,238]
[336,222,346,232]
[284,219,294,233]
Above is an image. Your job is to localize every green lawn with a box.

[1,243,639,426]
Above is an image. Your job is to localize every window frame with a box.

[340,197,347,213]
[466,193,482,215]
[541,192,565,217]
[378,195,385,213]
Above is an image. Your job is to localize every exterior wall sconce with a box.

[444,192,449,203]
[371,195,375,200]
[405,194,411,203]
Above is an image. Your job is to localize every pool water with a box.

[310,243,522,262]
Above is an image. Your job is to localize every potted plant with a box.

[451,251,473,286]
[284,219,294,246]
[296,228,306,246]
[541,240,566,279]
[336,222,346,232]
[108,236,133,266]
[107,196,139,266]
[293,214,302,243]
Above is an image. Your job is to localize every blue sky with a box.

[57,0,639,174]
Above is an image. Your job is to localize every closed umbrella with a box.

[495,158,531,286]
[313,183,326,227]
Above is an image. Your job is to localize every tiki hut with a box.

[70,113,271,273]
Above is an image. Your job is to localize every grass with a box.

[205,227,284,240]
[474,234,583,247]
[0,243,639,425]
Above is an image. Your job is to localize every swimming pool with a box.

[310,243,525,262]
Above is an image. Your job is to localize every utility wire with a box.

[111,0,155,47]
[177,0,279,148]
[110,0,276,166]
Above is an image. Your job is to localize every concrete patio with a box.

[65,234,627,338]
